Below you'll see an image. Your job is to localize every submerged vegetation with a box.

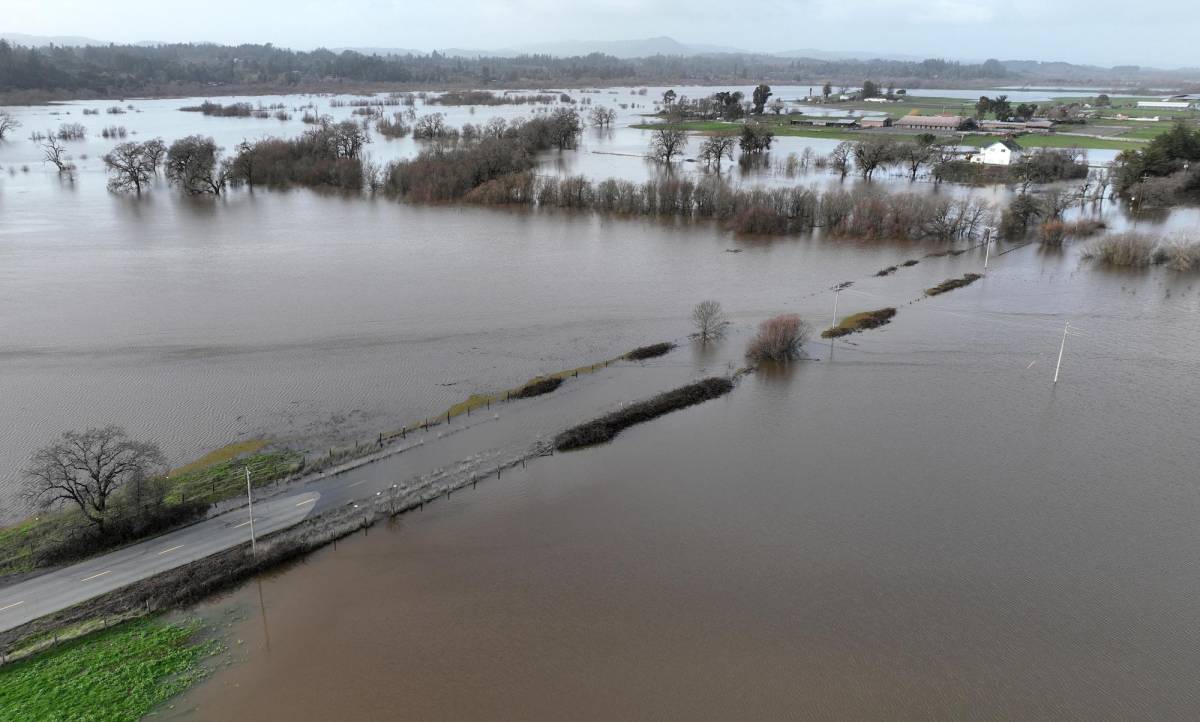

[1082,233,1200,271]
[821,308,897,338]
[926,273,983,296]
[509,376,564,399]
[0,617,219,722]
[746,314,811,362]
[555,377,734,451]
[624,342,676,361]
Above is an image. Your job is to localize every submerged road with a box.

[0,356,719,637]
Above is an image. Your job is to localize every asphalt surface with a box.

[0,355,714,635]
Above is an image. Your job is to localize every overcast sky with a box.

[5,0,1195,67]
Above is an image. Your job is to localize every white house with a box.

[971,139,1024,166]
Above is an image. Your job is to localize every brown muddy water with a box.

[167,257,1200,720]
[0,88,1191,517]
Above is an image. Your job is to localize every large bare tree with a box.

[24,426,166,534]
[0,110,20,140]
[648,126,687,164]
[103,140,159,193]
[165,135,225,195]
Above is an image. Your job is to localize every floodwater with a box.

[1,84,1162,517]
[170,246,1200,720]
[4,86,1200,717]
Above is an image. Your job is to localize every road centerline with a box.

[0,601,24,612]
[157,544,185,556]
[80,570,111,582]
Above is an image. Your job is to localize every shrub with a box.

[925,273,983,296]
[1154,240,1200,272]
[746,314,811,362]
[821,308,897,338]
[1039,220,1067,246]
[625,342,675,360]
[554,377,734,450]
[1082,233,1156,268]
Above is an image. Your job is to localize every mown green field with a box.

[0,617,220,722]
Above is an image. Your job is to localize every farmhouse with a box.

[970,139,1023,166]
[895,115,966,131]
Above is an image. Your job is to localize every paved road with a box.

[0,356,714,636]
[0,491,319,632]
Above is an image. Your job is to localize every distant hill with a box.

[329,46,424,57]
[773,48,928,62]
[1,32,109,47]
[440,36,749,59]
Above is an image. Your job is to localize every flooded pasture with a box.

[2,84,1200,718]
[170,251,1200,720]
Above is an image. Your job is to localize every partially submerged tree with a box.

[102,139,162,193]
[24,426,167,535]
[0,109,20,140]
[648,126,688,163]
[588,106,617,128]
[693,300,729,341]
[746,314,811,362]
[165,135,224,194]
[41,136,74,173]
[751,84,772,115]
[698,135,736,172]
[739,123,774,155]
[852,138,896,179]
[829,142,852,179]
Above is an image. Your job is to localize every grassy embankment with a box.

[0,617,219,722]
[821,308,898,338]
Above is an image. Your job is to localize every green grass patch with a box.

[821,308,897,338]
[0,617,220,722]
[926,273,983,296]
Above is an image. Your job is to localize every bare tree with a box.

[693,300,730,341]
[648,126,688,164]
[141,138,167,171]
[103,141,158,193]
[898,137,937,180]
[852,138,896,179]
[698,135,737,172]
[41,136,74,173]
[165,135,225,195]
[829,142,852,180]
[0,110,20,140]
[24,426,166,535]
[589,106,617,128]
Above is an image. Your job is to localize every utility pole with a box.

[829,288,841,355]
[983,228,992,270]
[1053,322,1069,385]
[245,467,257,555]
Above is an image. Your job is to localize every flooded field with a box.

[3,82,1200,718]
[168,251,1200,720]
[1,86,1189,518]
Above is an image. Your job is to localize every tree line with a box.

[0,40,1015,97]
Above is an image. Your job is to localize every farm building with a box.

[895,115,966,131]
[971,139,1023,166]
[978,119,1054,133]
[859,117,892,128]
[789,117,859,127]
[1137,101,1194,110]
